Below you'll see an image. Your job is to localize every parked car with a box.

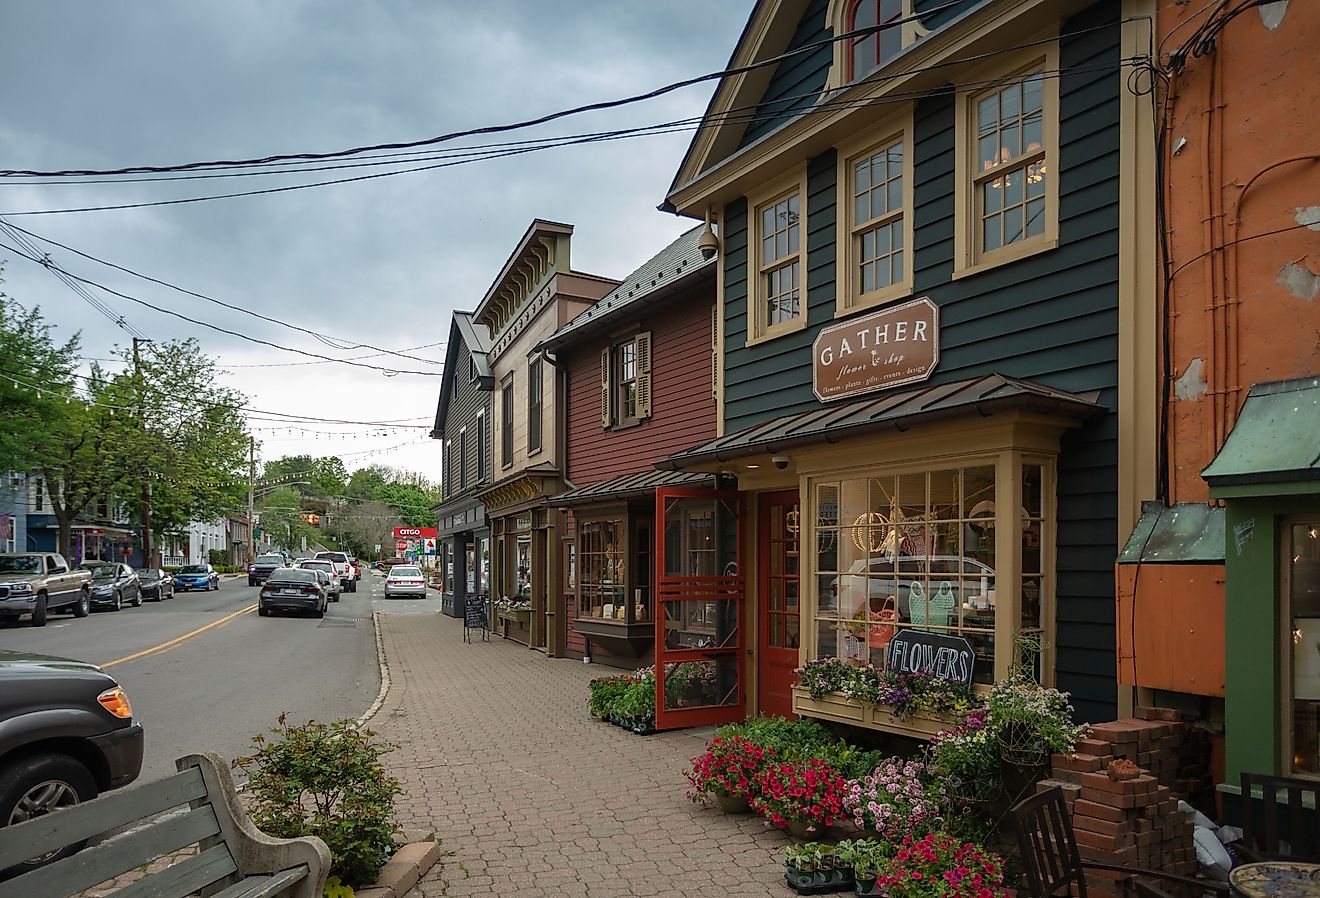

[134,568,174,601]
[312,551,356,593]
[829,554,997,622]
[247,553,286,587]
[384,564,427,600]
[174,564,219,592]
[0,651,144,875]
[82,562,142,611]
[295,560,341,602]
[0,553,92,627]
[349,557,362,581]
[257,568,327,618]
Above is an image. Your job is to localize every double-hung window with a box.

[459,427,468,491]
[500,376,514,468]
[748,172,807,343]
[600,333,652,428]
[838,120,913,312]
[955,49,1059,275]
[527,358,542,454]
[475,412,486,482]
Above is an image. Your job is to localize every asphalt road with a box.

[0,569,442,781]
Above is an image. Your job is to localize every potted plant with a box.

[876,832,1009,898]
[927,709,1002,804]
[847,840,889,896]
[783,843,818,890]
[684,735,773,813]
[843,757,947,844]
[986,672,1088,792]
[751,758,847,840]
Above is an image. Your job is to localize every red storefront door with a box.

[654,487,744,731]
[758,491,801,718]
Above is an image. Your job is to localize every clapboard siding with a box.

[719,1,1122,721]
[738,0,832,150]
[563,287,717,487]
[440,338,492,500]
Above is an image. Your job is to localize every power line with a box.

[0,1,969,181]
[0,238,445,377]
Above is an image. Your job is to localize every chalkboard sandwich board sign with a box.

[463,593,489,643]
[885,629,976,687]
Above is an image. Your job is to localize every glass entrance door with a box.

[654,487,744,730]
[758,491,801,718]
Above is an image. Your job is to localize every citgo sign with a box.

[393,527,438,539]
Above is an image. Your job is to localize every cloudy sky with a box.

[0,1,754,481]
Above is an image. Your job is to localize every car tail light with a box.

[97,686,133,719]
[303,585,320,595]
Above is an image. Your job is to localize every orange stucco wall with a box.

[1159,1,1320,503]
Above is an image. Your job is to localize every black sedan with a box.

[0,651,144,875]
[82,563,142,611]
[257,568,327,618]
[134,568,174,601]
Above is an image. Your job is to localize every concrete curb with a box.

[355,834,443,898]
[358,610,391,726]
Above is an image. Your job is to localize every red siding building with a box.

[539,225,717,666]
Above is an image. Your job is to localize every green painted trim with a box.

[1211,481,1320,499]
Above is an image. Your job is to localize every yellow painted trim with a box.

[834,111,917,316]
[746,167,811,346]
[824,0,927,92]
[715,221,727,438]
[952,37,1061,277]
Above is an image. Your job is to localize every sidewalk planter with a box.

[713,793,751,814]
[790,687,955,740]
[498,609,532,625]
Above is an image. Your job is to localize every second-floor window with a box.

[501,376,514,468]
[459,427,468,491]
[528,358,543,454]
[475,412,487,482]
[848,0,904,80]
[600,332,652,428]
[445,440,452,497]
[841,127,913,310]
[34,478,44,512]
[748,172,808,343]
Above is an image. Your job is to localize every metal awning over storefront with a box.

[657,373,1101,469]
[1203,375,1320,496]
[549,470,712,507]
[1118,501,1226,564]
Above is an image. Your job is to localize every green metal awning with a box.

[1203,375,1320,496]
[1118,501,1225,564]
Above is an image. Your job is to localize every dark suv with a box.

[0,651,144,874]
[247,553,286,587]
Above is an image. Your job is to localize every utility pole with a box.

[132,338,154,568]
[247,436,256,565]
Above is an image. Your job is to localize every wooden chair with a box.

[1011,787,1229,898]
[1237,772,1320,863]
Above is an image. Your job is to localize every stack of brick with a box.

[1034,713,1208,898]
[1131,706,1215,810]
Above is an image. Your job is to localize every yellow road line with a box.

[100,604,257,669]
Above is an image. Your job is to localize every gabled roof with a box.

[658,374,1101,468]
[538,225,716,353]
[430,311,493,440]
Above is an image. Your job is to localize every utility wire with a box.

[0,0,969,180]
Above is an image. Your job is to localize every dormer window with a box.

[849,0,904,81]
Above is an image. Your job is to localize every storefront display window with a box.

[444,542,455,595]
[478,537,490,594]
[1287,521,1320,777]
[515,535,532,599]
[810,458,1051,685]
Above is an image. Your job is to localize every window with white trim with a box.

[475,411,486,483]
[459,427,468,491]
[748,172,808,343]
[838,119,914,312]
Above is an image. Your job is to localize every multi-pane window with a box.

[849,0,904,80]
[1287,522,1320,777]
[501,378,513,468]
[759,192,802,330]
[811,460,1051,686]
[459,428,467,491]
[617,341,638,421]
[600,333,652,427]
[528,358,543,453]
[850,140,905,301]
[444,441,452,497]
[975,71,1047,255]
[578,519,625,620]
[475,413,486,482]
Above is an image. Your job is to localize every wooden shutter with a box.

[711,305,719,401]
[600,347,611,428]
[635,331,652,420]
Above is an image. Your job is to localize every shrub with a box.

[233,716,402,887]
[587,674,631,719]
[715,715,833,758]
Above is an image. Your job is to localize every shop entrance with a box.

[654,487,744,730]
[758,491,801,718]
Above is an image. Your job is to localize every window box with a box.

[791,686,956,740]
[498,609,532,625]
[573,617,655,659]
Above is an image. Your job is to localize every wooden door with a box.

[758,491,801,719]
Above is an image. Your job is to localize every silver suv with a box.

[312,552,356,593]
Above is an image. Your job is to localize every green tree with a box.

[0,289,80,477]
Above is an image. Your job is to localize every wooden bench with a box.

[0,751,330,898]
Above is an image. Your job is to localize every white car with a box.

[313,551,357,593]
[296,559,341,602]
[384,565,427,600]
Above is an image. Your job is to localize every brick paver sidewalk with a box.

[373,613,792,898]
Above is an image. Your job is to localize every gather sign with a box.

[812,296,939,402]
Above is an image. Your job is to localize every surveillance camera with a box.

[771,455,790,470]
[698,230,719,261]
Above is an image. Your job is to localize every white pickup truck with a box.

[0,552,93,626]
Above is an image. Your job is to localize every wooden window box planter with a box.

[498,609,532,625]
[790,686,956,741]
